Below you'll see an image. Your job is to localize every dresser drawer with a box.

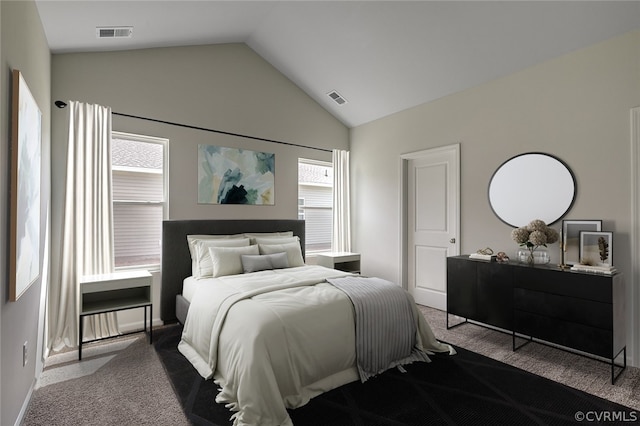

[515,310,613,358]
[513,267,612,303]
[514,288,612,330]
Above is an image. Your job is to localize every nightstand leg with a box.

[78,316,83,360]
[149,304,153,344]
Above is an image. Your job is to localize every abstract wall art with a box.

[198,144,275,205]
[10,70,42,301]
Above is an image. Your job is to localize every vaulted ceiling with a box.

[35,1,640,127]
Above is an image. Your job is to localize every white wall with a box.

[351,31,640,362]
[0,2,51,425]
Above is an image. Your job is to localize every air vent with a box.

[327,90,347,105]
[96,26,133,39]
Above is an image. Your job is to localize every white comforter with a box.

[178,265,452,426]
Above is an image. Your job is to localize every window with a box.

[112,132,168,268]
[298,159,333,254]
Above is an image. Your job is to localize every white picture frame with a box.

[561,219,602,266]
[10,69,42,301]
[579,231,613,268]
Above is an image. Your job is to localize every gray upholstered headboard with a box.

[160,219,305,323]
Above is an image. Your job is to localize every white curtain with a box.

[48,101,119,351]
[332,149,351,252]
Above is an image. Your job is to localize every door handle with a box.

[450,238,456,244]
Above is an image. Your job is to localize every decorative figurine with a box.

[496,251,509,263]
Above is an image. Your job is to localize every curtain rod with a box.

[54,100,333,153]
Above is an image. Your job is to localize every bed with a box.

[160,219,309,324]
[160,219,453,426]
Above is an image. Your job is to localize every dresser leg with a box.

[611,347,626,384]
[512,332,532,351]
[446,312,468,330]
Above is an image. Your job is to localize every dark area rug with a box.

[154,325,637,425]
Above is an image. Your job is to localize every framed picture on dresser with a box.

[579,230,613,268]
[561,219,602,266]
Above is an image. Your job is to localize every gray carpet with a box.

[23,332,188,425]
[23,307,640,425]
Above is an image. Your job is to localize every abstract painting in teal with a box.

[198,145,275,205]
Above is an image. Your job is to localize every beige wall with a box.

[51,44,348,221]
[351,30,640,360]
[51,44,349,330]
[1,1,51,425]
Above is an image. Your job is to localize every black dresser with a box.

[446,255,626,383]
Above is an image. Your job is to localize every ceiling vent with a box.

[327,90,347,106]
[96,26,133,39]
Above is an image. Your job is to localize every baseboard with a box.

[118,318,164,334]
[14,377,36,426]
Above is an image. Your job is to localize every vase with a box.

[518,248,550,265]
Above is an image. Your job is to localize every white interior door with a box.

[405,144,459,309]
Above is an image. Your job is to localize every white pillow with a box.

[193,238,250,278]
[208,245,260,278]
[252,236,300,246]
[244,231,294,244]
[187,234,245,272]
[259,241,305,267]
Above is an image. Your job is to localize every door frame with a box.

[399,143,460,291]
[630,107,640,367]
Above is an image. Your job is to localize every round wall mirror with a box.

[488,152,576,227]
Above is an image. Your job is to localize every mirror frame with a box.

[488,152,577,228]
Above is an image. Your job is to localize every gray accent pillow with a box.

[258,241,305,267]
[241,252,290,273]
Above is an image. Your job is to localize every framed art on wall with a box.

[197,144,275,205]
[561,219,602,266]
[10,69,42,301]
[579,230,613,268]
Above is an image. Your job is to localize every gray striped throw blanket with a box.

[327,276,430,382]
